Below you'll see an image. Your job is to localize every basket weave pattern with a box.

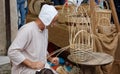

[58,2,75,23]
[66,4,94,62]
[94,0,112,29]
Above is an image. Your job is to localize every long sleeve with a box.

[8,27,32,66]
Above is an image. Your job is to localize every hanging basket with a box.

[66,5,90,25]
[97,17,112,35]
[95,0,112,28]
[58,2,75,23]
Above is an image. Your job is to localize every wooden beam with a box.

[90,0,96,34]
[109,0,120,32]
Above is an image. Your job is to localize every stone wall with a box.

[0,0,18,55]
[0,0,6,55]
[10,0,18,42]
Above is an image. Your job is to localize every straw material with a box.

[77,3,90,16]
[58,3,90,24]
[94,1,112,29]
[97,17,112,35]
[58,2,75,24]
[66,5,93,62]
[69,30,93,62]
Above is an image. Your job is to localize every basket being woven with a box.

[69,30,93,62]
[66,3,93,62]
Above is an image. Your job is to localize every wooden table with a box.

[68,52,114,74]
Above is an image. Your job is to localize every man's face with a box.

[50,15,58,27]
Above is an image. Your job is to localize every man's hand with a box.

[30,61,45,69]
[50,57,59,65]
[22,59,45,69]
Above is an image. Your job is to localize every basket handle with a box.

[98,0,109,9]
[61,1,76,13]
[72,30,88,44]
[104,0,110,10]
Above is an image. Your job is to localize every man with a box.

[8,4,59,74]
[17,0,28,29]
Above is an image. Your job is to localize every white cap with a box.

[38,4,58,26]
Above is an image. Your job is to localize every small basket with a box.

[97,17,112,35]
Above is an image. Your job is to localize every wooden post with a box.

[109,0,120,32]
[90,0,96,34]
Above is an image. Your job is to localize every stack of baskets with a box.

[65,3,94,62]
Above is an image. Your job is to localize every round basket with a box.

[68,50,92,62]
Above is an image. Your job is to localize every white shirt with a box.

[8,21,48,74]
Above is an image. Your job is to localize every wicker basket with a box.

[97,17,112,35]
[66,15,91,24]
[58,2,75,23]
[77,3,90,16]
[69,29,93,62]
[58,2,90,24]
[65,2,93,62]
[95,0,111,28]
